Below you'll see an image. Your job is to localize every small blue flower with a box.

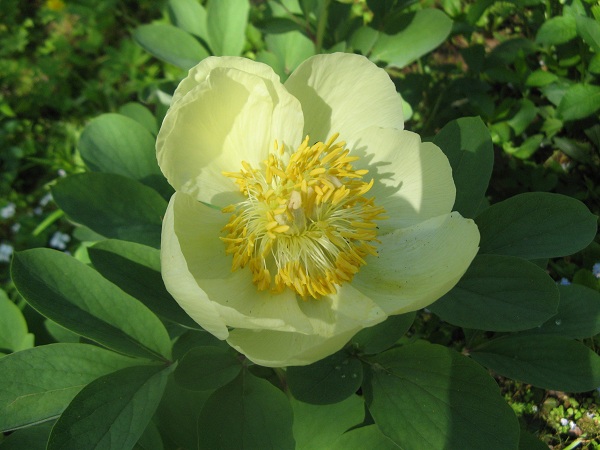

[0,202,16,219]
[592,262,600,279]
[0,243,14,263]
[558,278,571,285]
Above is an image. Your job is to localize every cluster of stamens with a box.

[220,134,386,299]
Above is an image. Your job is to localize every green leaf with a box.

[48,364,174,450]
[525,70,559,87]
[88,239,198,329]
[370,9,452,68]
[351,313,415,354]
[133,23,209,70]
[0,291,33,355]
[433,117,494,218]
[52,172,167,248]
[429,254,559,332]
[519,430,551,450]
[134,421,164,450]
[556,83,600,121]
[155,378,213,450]
[0,422,54,449]
[197,371,295,450]
[264,31,315,78]
[168,0,208,40]
[206,0,250,56]
[118,102,158,135]
[11,249,172,360]
[576,14,600,52]
[174,346,241,391]
[0,343,138,431]
[364,343,519,450]
[349,26,380,56]
[534,284,600,338]
[471,334,600,392]
[535,15,577,45]
[79,113,172,198]
[476,192,598,259]
[291,395,364,450]
[287,350,363,405]
[329,425,400,450]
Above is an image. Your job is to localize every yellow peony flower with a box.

[157,53,480,367]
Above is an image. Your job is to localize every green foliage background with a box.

[1,0,600,449]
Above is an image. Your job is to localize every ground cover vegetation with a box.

[1,0,599,449]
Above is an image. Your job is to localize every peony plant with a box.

[157,52,480,367]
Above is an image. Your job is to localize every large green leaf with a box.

[197,371,295,450]
[0,343,138,431]
[48,364,174,450]
[370,9,452,68]
[432,117,494,217]
[534,284,600,338]
[174,346,241,391]
[287,350,363,405]
[535,15,577,45]
[351,312,415,354]
[11,249,172,360]
[52,172,167,248]
[471,334,600,392]
[364,342,519,450]
[476,192,597,259]
[556,83,600,121]
[168,0,208,40]
[78,113,172,199]
[0,291,33,355]
[88,239,198,329]
[329,425,400,450]
[291,396,364,450]
[118,102,158,135]
[206,0,250,56]
[0,422,54,449]
[576,14,600,52]
[263,31,315,78]
[133,23,209,70]
[429,254,559,331]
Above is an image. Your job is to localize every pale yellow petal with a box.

[352,212,480,315]
[351,127,456,232]
[157,64,303,206]
[161,192,229,339]
[285,52,404,144]
[227,327,360,367]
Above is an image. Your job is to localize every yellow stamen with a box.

[221,134,387,299]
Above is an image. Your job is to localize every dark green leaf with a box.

[287,350,363,405]
[535,16,577,45]
[206,0,250,56]
[433,117,494,218]
[53,172,167,248]
[352,313,415,354]
[197,371,294,450]
[79,113,171,198]
[576,14,600,52]
[264,31,315,78]
[0,292,33,354]
[48,364,174,450]
[134,421,164,450]
[364,343,519,450]
[0,343,138,431]
[155,378,212,450]
[133,23,209,70]
[534,284,600,338]
[11,249,172,360]
[329,425,400,450]
[118,102,158,135]
[556,83,600,121]
[471,334,600,392]
[518,430,550,450]
[0,422,53,449]
[88,239,198,329]
[476,192,598,259]
[168,0,208,39]
[175,346,241,391]
[370,9,452,68]
[291,396,364,450]
[429,254,559,331]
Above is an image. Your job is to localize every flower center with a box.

[221,134,387,299]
